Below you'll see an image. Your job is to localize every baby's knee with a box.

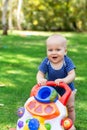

[67,105,75,112]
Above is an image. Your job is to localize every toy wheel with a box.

[61,118,73,130]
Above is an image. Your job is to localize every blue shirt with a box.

[38,56,76,94]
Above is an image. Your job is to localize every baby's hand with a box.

[38,78,47,86]
[55,79,65,85]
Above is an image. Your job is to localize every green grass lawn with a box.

[0,31,87,130]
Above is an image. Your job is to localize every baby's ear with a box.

[64,49,67,55]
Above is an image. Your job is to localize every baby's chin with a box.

[50,57,63,64]
[50,59,59,64]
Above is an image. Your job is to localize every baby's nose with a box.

[52,50,57,54]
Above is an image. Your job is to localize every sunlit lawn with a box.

[0,31,87,130]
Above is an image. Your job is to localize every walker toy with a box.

[16,81,73,130]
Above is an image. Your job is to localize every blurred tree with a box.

[22,0,87,31]
[17,0,23,30]
[0,0,87,32]
[8,0,13,30]
[70,0,87,31]
[0,1,2,28]
[2,0,9,35]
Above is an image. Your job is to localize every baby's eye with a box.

[57,49,61,51]
[48,49,53,51]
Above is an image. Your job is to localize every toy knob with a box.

[28,118,40,130]
[17,107,25,117]
[18,120,24,128]
[61,118,73,130]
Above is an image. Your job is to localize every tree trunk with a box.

[64,0,70,31]
[2,0,9,35]
[8,1,13,30]
[17,0,23,30]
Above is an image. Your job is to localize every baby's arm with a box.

[36,71,47,85]
[55,69,76,85]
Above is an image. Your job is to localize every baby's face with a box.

[46,36,67,64]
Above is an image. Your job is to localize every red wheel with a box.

[61,118,73,130]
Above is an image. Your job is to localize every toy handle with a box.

[46,81,71,105]
[30,81,71,105]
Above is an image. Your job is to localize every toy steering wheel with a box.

[30,81,71,105]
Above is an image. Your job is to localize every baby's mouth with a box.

[52,56,58,60]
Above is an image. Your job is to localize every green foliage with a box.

[0,0,87,31]
[22,0,87,31]
[0,31,87,130]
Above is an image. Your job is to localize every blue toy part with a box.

[35,86,58,103]
[28,118,40,130]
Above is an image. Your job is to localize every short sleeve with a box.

[65,56,76,73]
[38,57,48,74]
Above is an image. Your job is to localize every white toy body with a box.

[16,82,72,130]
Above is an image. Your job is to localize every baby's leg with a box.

[9,128,16,130]
[69,125,76,130]
[67,90,76,130]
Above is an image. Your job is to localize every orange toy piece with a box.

[25,99,60,119]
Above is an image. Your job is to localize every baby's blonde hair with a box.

[46,34,67,48]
